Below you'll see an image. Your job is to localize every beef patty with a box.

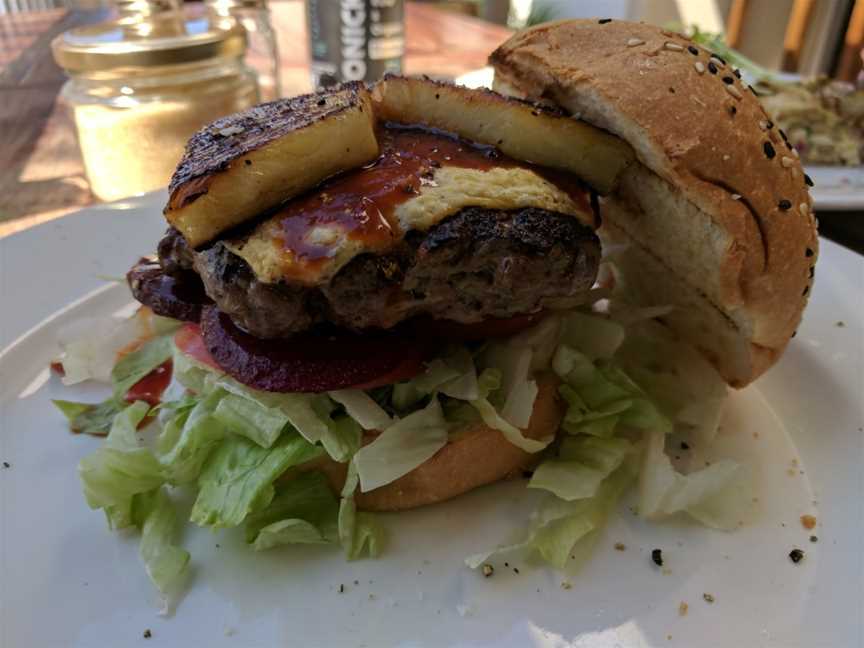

[149,206,601,338]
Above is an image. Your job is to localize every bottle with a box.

[306,0,404,88]
[206,0,282,101]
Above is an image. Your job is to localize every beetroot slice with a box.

[127,259,211,323]
[199,306,427,393]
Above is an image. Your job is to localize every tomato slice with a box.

[124,360,173,407]
[174,323,221,370]
[412,312,544,342]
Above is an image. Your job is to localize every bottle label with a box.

[307,0,404,87]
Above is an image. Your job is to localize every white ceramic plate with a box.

[1,192,863,648]
[454,68,864,212]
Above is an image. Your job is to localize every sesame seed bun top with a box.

[490,19,819,386]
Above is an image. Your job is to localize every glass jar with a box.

[52,14,259,202]
[205,0,281,101]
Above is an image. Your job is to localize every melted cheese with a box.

[225,165,592,286]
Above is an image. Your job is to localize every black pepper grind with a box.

[306,0,405,88]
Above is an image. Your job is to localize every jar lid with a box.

[51,13,247,73]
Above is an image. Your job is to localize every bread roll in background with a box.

[490,19,819,387]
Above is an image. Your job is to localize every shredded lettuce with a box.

[190,433,323,528]
[212,392,287,448]
[244,471,338,545]
[338,461,384,559]
[133,487,190,596]
[469,396,550,453]
[467,465,635,570]
[559,311,625,360]
[174,349,353,461]
[639,430,750,530]
[528,436,632,501]
[78,401,165,510]
[484,342,537,428]
[328,389,393,431]
[158,390,228,484]
[354,397,449,492]
[389,347,479,410]
[252,519,332,550]
[54,397,126,436]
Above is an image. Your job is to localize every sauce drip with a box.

[269,125,593,278]
[124,360,173,407]
[273,127,517,265]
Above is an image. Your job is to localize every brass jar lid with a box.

[52,12,247,73]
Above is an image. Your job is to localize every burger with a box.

[61,20,817,598]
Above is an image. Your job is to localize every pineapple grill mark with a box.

[269,126,593,278]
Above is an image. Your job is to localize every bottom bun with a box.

[307,372,564,512]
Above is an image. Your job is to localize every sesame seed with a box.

[763,141,776,159]
[731,193,741,200]
[726,84,742,99]
[766,120,774,129]
[734,68,742,78]
[781,156,794,168]
[694,61,705,73]
[759,120,770,131]
[482,563,494,577]
[791,148,800,158]
[809,266,815,278]
[687,45,699,55]
[804,173,814,187]
[722,75,735,85]
[709,55,725,67]
[627,38,645,47]
[723,154,731,160]
[806,247,814,257]
[707,62,718,74]
[799,202,808,216]
[664,42,685,51]
[729,105,737,115]
[779,199,792,211]
[598,18,612,24]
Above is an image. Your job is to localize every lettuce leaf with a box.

[559,311,625,360]
[78,401,165,510]
[354,397,449,492]
[338,461,384,559]
[467,465,635,570]
[158,390,228,484]
[244,471,338,544]
[252,519,332,550]
[528,436,632,501]
[54,397,126,436]
[639,430,750,530]
[133,488,190,596]
[469,396,550,453]
[328,389,393,431]
[213,392,287,448]
[190,432,323,528]
[483,341,537,428]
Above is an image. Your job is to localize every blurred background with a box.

[2,0,864,250]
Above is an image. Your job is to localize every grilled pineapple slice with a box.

[165,83,378,247]
[372,75,633,194]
